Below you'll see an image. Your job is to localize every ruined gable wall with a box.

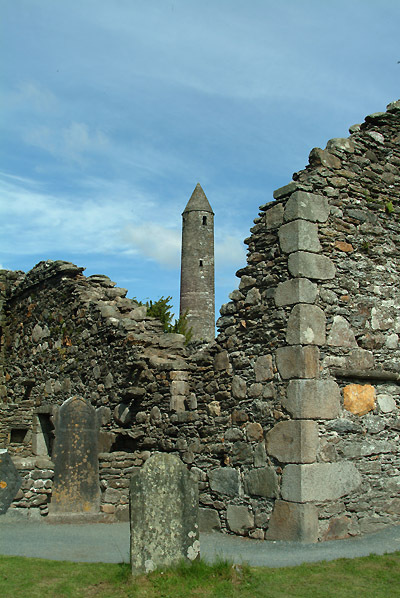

[0,261,198,519]
[191,100,400,541]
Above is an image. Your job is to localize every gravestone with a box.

[50,397,100,513]
[130,452,199,575]
[0,449,22,514]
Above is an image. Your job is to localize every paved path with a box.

[0,517,399,567]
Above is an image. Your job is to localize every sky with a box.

[1,1,399,322]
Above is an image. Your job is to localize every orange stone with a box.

[343,384,375,416]
[335,240,354,252]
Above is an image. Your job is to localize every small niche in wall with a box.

[10,428,29,443]
[202,216,207,225]
[199,260,203,267]
[32,411,55,457]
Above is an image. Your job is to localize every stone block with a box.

[207,401,221,417]
[245,287,261,305]
[323,516,351,540]
[273,181,298,199]
[254,442,267,467]
[171,380,189,396]
[279,220,321,254]
[309,147,341,169]
[246,422,264,442]
[286,304,326,346]
[265,500,318,542]
[199,507,221,532]
[288,252,336,280]
[274,278,318,307]
[244,467,279,497]
[346,348,374,369]
[226,505,254,535]
[343,384,375,416]
[283,379,341,419]
[254,354,273,381]
[170,396,186,412]
[158,333,186,348]
[130,306,147,321]
[214,351,230,372]
[265,203,284,229]
[130,453,199,574]
[327,316,357,347]
[209,467,239,496]
[232,375,247,399]
[377,395,397,413]
[283,191,330,223]
[276,346,319,380]
[266,420,318,463]
[281,462,362,503]
[0,450,22,515]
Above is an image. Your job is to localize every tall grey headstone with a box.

[0,450,22,514]
[51,397,100,513]
[130,452,199,575]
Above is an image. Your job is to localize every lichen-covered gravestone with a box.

[50,397,100,513]
[130,452,199,575]
[0,449,22,515]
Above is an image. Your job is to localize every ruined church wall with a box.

[0,261,197,518]
[191,100,400,540]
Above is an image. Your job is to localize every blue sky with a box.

[1,0,399,321]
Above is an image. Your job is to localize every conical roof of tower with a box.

[182,183,214,214]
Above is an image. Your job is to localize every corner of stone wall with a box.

[264,188,341,542]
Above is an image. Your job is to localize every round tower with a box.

[180,183,215,342]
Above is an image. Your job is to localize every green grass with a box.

[0,552,399,598]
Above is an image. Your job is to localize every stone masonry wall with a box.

[190,99,400,541]
[1,100,399,541]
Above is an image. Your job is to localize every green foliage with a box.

[146,296,174,330]
[134,296,193,343]
[385,201,394,214]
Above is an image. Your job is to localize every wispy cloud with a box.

[122,223,181,268]
[23,122,110,165]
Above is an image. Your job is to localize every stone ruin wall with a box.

[196,99,400,541]
[0,100,399,541]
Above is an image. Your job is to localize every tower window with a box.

[202,216,207,225]
[199,260,203,267]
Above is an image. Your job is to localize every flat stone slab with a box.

[130,452,199,574]
[283,191,330,223]
[276,346,320,379]
[283,380,341,419]
[266,421,318,464]
[288,252,336,280]
[0,450,22,515]
[281,462,362,503]
[209,467,239,496]
[274,278,318,307]
[51,397,100,514]
[286,304,326,346]
[279,220,321,254]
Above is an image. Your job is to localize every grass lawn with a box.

[0,552,399,597]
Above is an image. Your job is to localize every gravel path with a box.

[1,516,399,567]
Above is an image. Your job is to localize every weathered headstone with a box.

[130,452,199,575]
[0,449,22,514]
[51,397,100,513]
